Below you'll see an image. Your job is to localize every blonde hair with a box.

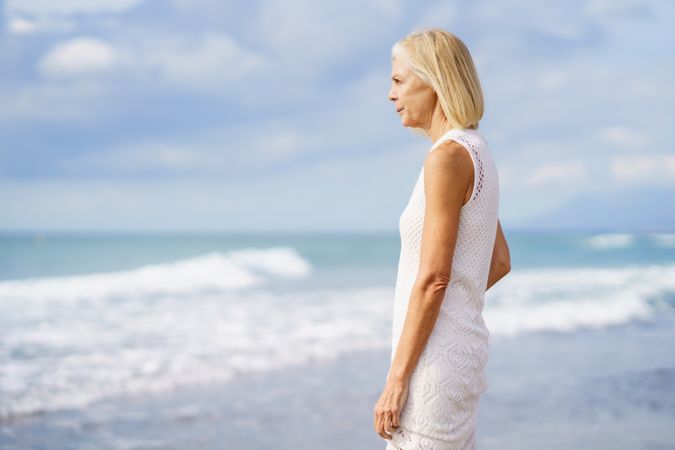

[392,28,484,131]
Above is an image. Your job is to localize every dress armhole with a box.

[450,135,483,209]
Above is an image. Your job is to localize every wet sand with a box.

[2,319,675,450]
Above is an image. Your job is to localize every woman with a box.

[373,28,511,449]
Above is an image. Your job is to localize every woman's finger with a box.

[384,414,392,435]
[375,411,387,440]
[378,413,391,440]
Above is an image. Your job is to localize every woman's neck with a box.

[424,105,451,143]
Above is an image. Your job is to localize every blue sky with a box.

[1,0,674,232]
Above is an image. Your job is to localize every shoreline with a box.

[2,322,675,449]
[1,348,393,450]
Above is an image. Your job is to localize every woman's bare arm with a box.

[486,219,510,291]
[387,141,472,384]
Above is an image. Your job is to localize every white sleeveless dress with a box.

[386,128,499,450]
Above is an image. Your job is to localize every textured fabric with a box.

[386,128,499,450]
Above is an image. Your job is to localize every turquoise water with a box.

[2,229,674,280]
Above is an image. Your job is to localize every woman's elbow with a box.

[498,258,511,275]
[417,272,450,297]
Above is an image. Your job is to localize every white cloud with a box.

[8,17,39,34]
[598,126,649,149]
[57,128,314,177]
[2,0,674,231]
[250,0,399,77]
[611,154,675,186]
[59,141,213,175]
[525,162,589,187]
[98,135,290,175]
[48,69,406,178]
[0,80,109,120]
[38,37,118,78]
[535,70,568,91]
[584,0,644,18]
[410,2,459,29]
[0,141,422,231]
[6,15,76,34]
[471,1,592,42]
[5,0,143,34]
[138,32,267,88]
[33,31,266,88]
[255,131,312,160]
[6,0,143,17]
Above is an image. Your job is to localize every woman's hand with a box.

[373,377,409,441]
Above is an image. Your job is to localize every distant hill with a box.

[512,186,675,232]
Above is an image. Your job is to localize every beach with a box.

[3,316,674,449]
[1,231,675,449]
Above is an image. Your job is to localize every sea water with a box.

[1,230,674,443]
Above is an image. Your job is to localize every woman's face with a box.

[387,50,437,129]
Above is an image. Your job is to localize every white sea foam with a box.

[584,233,636,249]
[483,264,675,336]
[0,247,311,303]
[227,247,313,277]
[1,253,674,420]
[0,284,392,421]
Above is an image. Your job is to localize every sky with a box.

[1,0,674,232]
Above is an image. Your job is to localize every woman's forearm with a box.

[387,278,447,384]
[388,249,510,384]
[486,260,509,291]
[486,220,510,291]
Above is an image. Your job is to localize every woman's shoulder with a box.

[423,140,473,188]
[426,137,472,168]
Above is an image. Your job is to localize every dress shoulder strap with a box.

[427,128,465,154]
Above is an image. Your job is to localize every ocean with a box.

[1,230,674,449]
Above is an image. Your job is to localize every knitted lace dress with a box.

[386,127,499,450]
